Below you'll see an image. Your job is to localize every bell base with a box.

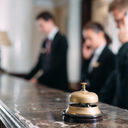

[62,111,103,123]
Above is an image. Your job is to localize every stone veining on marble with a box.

[0,74,128,127]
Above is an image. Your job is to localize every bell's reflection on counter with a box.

[63,82,102,123]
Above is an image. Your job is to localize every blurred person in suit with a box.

[109,0,128,109]
[82,22,115,103]
[25,11,69,91]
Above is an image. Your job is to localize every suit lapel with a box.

[50,32,60,53]
[97,46,108,63]
[51,32,59,45]
[89,46,108,74]
[41,32,60,55]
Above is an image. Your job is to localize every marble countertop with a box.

[0,74,128,128]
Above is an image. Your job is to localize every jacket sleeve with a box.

[122,51,128,104]
[38,36,68,83]
[25,54,42,80]
[99,54,116,104]
[99,71,116,104]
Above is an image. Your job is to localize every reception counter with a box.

[0,74,128,128]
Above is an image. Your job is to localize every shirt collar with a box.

[47,27,59,41]
[94,44,106,56]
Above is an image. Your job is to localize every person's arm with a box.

[99,54,116,104]
[99,71,116,104]
[25,54,42,80]
[38,37,68,83]
[122,50,128,105]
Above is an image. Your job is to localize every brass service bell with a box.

[63,82,103,123]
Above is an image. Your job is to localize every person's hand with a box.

[118,16,128,43]
[82,42,93,60]
[30,78,38,84]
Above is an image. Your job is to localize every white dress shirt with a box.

[88,44,106,73]
[47,27,59,41]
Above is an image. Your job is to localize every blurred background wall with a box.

[0,0,121,85]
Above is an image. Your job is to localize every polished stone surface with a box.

[1,74,128,128]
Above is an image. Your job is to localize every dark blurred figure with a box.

[82,22,115,103]
[25,11,68,91]
[109,0,128,109]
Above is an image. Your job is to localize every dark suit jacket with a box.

[82,46,115,102]
[113,42,128,109]
[25,32,69,91]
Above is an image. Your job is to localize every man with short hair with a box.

[109,0,128,109]
[25,11,69,91]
